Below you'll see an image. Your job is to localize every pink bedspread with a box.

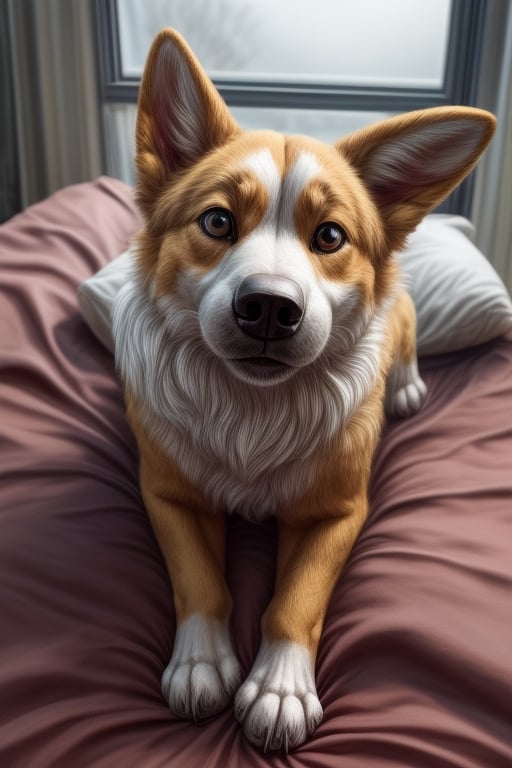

[1,178,511,767]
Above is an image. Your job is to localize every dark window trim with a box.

[97,0,487,109]
[95,0,489,216]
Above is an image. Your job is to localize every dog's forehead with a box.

[238,145,323,229]
[243,148,321,198]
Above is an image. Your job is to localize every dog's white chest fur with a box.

[113,273,387,520]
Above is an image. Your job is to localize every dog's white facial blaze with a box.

[242,148,322,231]
[279,151,323,232]
[243,148,281,221]
[235,640,323,752]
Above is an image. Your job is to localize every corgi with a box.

[112,28,495,752]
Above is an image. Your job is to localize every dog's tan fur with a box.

[116,28,495,752]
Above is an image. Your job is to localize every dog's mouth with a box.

[240,356,287,368]
[225,354,297,385]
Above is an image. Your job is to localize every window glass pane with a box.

[117,0,451,88]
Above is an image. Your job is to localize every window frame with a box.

[95,0,488,216]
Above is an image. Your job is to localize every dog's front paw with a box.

[161,614,241,721]
[386,359,427,418]
[235,641,323,752]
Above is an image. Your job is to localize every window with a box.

[97,0,488,215]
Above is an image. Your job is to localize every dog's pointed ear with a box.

[336,107,496,250]
[135,28,241,217]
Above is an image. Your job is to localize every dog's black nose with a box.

[233,274,305,340]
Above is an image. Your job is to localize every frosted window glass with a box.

[117,0,451,88]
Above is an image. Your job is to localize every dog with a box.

[111,28,495,752]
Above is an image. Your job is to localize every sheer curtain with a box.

[7,0,104,209]
[472,1,512,292]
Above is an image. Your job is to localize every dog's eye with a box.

[199,208,235,240]
[311,223,347,254]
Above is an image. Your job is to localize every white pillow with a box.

[78,249,135,353]
[78,215,512,357]
[399,215,512,355]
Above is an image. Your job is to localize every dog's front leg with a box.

[385,290,427,418]
[235,500,367,752]
[143,482,241,721]
[132,412,241,721]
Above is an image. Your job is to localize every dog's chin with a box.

[222,356,300,387]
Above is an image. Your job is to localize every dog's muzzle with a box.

[232,274,305,340]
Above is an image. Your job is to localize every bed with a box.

[1,177,511,768]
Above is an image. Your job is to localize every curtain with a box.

[472,0,512,292]
[7,0,104,209]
